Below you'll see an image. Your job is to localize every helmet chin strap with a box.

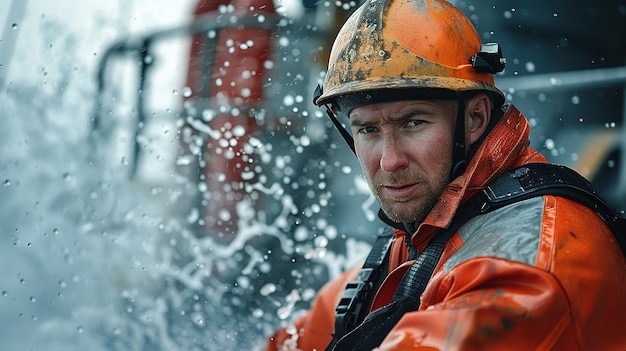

[450,98,469,180]
[322,104,356,154]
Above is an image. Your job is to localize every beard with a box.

[373,169,449,224]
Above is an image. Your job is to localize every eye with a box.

[405,119,425,127]
[357,125,378,134]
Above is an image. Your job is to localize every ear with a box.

[466,93,491,146]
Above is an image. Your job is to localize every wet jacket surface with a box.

[265,104,626,350]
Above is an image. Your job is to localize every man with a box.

[266,0,626,349]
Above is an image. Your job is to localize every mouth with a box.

[381,183,419,200]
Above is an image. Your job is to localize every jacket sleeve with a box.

[265,265,360,351]
[374,258,574,351]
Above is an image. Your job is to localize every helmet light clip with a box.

[471,43,506,74]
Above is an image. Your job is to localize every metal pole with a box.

[619,63,626,209]
[0,0,28,94]
[496,66,626,93]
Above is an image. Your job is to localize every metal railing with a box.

[91,11,281,177]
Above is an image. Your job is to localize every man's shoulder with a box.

[444,196,546,272]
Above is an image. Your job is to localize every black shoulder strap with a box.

[329,221,460,351]
[327,163,626,351]
[325,228,394,350]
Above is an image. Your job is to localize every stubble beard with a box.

[374,170,449,224]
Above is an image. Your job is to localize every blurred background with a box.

[0,0,624,350]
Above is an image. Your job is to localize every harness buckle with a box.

[333,268,374,333]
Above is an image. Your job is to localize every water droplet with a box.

[278,36,289,47]
[11,23,18,29]
[260,283,277,296]
[538,93,547,102]
[314,235,329,248]
[252,308,264,318]
[232,125,246,138]
[192,313,205,327]
[282,95,295,106]
[218,209,232,221]
[3,179,10,186]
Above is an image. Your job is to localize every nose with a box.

[379,136,409,172]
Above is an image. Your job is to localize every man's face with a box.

[349,99,457,223]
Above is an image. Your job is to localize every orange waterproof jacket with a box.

[266,105,626,350]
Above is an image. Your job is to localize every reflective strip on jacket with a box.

[265,104,626,350]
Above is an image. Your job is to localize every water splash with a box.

[0,2,383,350]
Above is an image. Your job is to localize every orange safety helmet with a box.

[314,0,505,112]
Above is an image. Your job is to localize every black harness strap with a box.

[325,229,394,351]
[329,197,481,351]
[326,163,626,351]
